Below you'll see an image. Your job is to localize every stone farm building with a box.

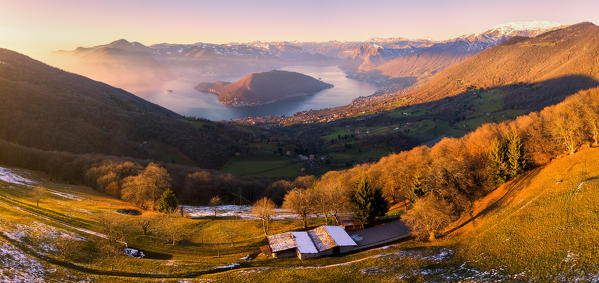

[267,225,358,259]
[265,221,411,259]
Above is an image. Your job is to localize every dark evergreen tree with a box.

[158,189,178,213]
[488,138,509,184]
[351,175,388,226]
[506,130,526,178]
[489,131,527,185]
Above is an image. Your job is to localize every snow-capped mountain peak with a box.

[485,21,563,37]
[453,21,564,47]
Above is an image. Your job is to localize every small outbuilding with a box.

[267,232,297,258]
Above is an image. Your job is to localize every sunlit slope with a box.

[452,147,599,280]
[401,22,599,104]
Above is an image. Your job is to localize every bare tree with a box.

[121,163,172,210]
[220,222,237,247]
[55,235,79,261]
[251,197,276,235]
[283,189,314,229]
[580,93,599,146]
[156,214,189,246]
[402,195,454,241]
[314,177,351,225]
[209,196,222,217]
[551,106,584,155]
[30,186,48,207]
[97,214,127,271]
[137,214,153,235]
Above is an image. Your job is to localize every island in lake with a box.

[196,70,334,107]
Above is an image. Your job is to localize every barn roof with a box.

[308,225,357,252]
[267,232,296,252]
[323,225,358,247]
[349,220,410,247]
[291,231,318,254]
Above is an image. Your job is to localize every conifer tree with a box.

[488,138,508,184]
[351,175,388,226]
[158,189,178,213]
[506,130,526,178]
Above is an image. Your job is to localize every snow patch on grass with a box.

[376,248,455,262]
[0,166,83,200]
[0,220,86,253]
[0,166,36,186]
[215,263,240,269]
[0,240,47,282]
[181,205,300,219]
[236,267,270,275]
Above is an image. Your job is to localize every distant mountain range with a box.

[52,21,563,93]
[341,21,564,86]
[260,22,599,125]
[196,70,333,107]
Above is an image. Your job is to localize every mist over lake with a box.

[135,65,377,120]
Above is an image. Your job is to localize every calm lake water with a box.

[135,65,378,121]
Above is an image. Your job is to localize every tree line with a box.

[0,140,275,207]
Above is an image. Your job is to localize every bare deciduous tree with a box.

[251,197,276,235]
[137,214,153,235]
[121,163,172,210]
[551,105,584,155]
[97,214,127,271]
[209,196,222,217]
[156,214,189,246]
[402,195,454,241]
[55,235,79,261]
[283,189,314,229]
[30,186,48,207]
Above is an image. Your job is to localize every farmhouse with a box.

[266,225,357,259]
[265,221,412,259]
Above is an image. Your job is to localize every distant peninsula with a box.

[196,70,333,107]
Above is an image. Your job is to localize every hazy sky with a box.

[1,0,598,60]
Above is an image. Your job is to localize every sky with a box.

[1,0,598,61]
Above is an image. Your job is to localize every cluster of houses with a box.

[263,220,411,260]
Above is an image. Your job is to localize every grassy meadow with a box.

[2,147,599,281]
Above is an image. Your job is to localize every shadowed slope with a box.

[0,48,249,168]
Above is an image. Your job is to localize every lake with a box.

[135,65,378,121]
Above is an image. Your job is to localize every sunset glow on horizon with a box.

[1,0,598,61]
